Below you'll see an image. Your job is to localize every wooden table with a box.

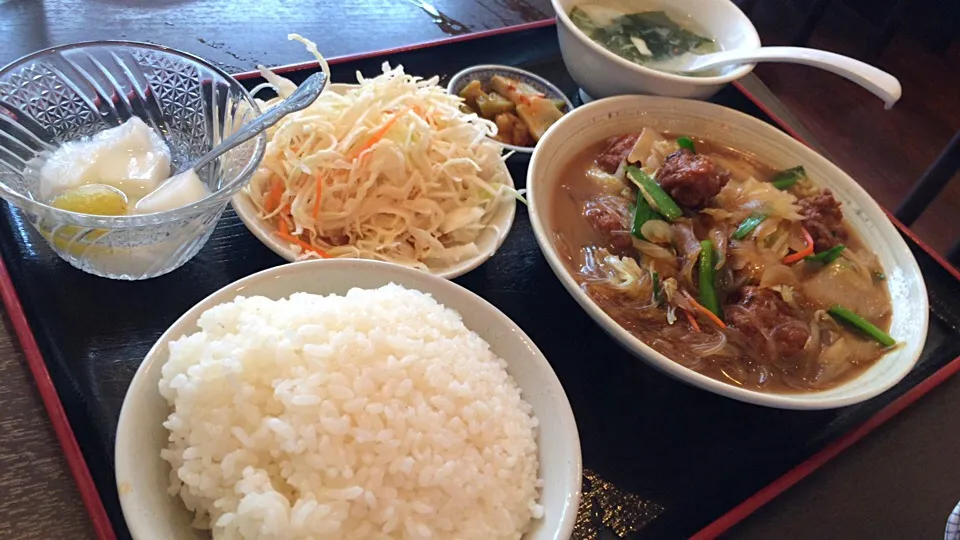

[1,1,958,538]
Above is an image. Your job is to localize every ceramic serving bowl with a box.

[446,64,575,154]
[551,0,761,101]
[526,94,928,410]
[116,258,582,540]
[231,83,517,280]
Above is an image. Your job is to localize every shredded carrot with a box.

[312,174,324,220]
[276,231,330,258]
[264,178,284,213]
[683,291,727,329]
[275,215,330,258]
[782,227,815,264]
[348,108,408,161]
[684,309,701,333]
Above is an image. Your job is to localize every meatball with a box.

[798,189,847,251]
[596,134,640,174]
[724,286,810,359]
[583,195,633,251]
[655,149,729,209]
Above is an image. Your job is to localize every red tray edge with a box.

[692,354,960,539]
[731,80,960,283]
[0,252,118,540]
[687,82,960,539]
[232,18,558,80]
[0,18,956,540]
[0,21,556,540]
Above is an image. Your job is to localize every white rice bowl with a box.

[158,284,543,540]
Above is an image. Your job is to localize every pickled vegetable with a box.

[493,113,533,147]
[458,80,487,109]
[516,97,565,141]
[490,75,544,104]
[458,74,568,148]
[477,92,516,117]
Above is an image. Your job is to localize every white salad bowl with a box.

[526,95,928,410]
[552,0,761,101]
[232,83,517,280]
[116,259,581,540]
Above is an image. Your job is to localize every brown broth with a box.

[551,136,893,393]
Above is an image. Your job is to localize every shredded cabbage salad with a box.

[244,34,515,270]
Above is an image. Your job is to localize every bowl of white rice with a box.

[115,259,581,540]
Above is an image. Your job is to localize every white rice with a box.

[159,284,542,540]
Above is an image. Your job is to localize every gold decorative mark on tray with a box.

[574,469,664,539]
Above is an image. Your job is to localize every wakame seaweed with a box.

[570,7,715,66]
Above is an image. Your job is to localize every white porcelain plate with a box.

[231,84,517,280]
[527,94,929,410]
[116,259,581,540]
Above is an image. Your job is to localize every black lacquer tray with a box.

[1,21,958,540]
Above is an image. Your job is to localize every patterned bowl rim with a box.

[0,40,266,228]
[446,64,575,155]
